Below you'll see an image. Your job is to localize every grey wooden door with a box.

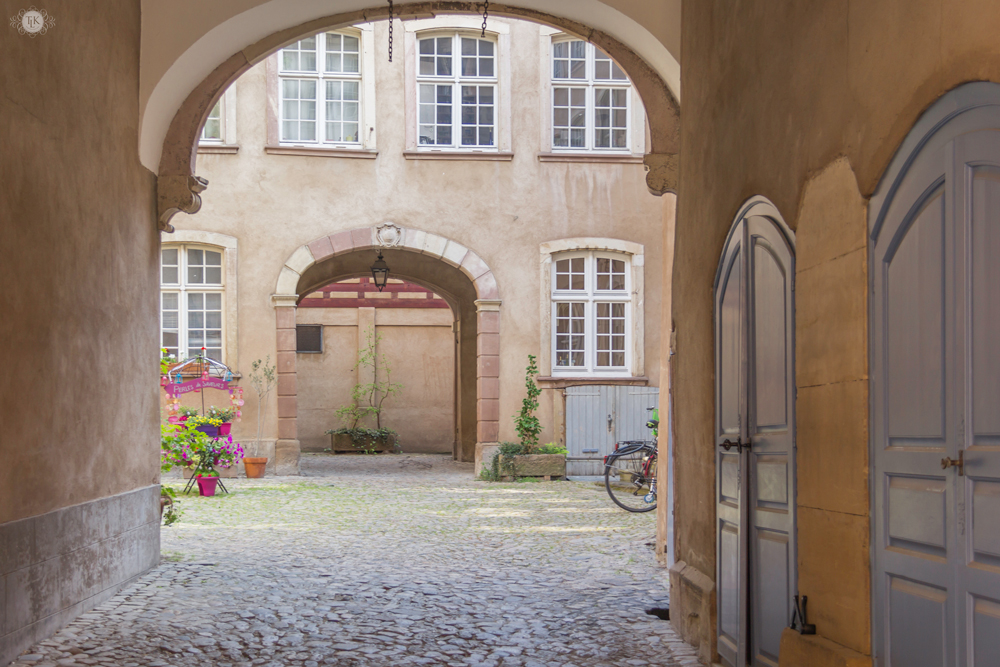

[872,127,1000,667]
[565,385,659,476]
[715,207,797,667]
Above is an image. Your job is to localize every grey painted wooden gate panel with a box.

[872,119,1000,666]
[716,221,747,667]
[716,209,796,667]
[565,385,659,476]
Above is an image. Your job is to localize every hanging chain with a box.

[481,0,489,37]
[387,0,394,62]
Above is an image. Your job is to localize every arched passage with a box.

[150,1,681,229]
[272,226,501,467]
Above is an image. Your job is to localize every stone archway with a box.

[272,225,501,472]
[152,1,681,230]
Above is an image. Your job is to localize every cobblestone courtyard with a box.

[8,455,701,667]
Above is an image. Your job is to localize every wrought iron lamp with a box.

[371,251,390,291]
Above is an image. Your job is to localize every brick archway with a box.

[272,226,501,471]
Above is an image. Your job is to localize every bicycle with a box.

[603,407,659,512]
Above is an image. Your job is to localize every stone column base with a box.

[475,441,500,477]
[275,439,301,476]
[669,560,717,665]
[779,629,872,667]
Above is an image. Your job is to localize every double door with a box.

[715,208,797,667]
[565,385,659,476]
[872,128,1000,666]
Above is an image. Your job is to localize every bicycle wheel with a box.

[604,447,657,512]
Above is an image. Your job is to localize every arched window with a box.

[160,244,225,361]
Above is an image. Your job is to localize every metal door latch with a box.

[720,438,752,453]
[941,450,964,476]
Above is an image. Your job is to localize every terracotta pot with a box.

[244,457,268,478]
[196,476,220,497]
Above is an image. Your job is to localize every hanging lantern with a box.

[370,251,390,292]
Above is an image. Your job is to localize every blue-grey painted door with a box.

[565,385,658,476]
[872,126,1000,667]
[716,209,797,667]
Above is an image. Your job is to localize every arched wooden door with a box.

[715,199,797,667]
[871,85,1000,667]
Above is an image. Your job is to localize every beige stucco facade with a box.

[173,16,665,471]
[12,1,1000,666]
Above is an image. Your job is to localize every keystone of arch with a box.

[272,227,501,302]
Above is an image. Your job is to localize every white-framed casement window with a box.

[201,101,223,142]
[551,38,631,151]
[417,32,497,149]
[161,245,225,362]
[278,30,363,145]
[551,251,631,374]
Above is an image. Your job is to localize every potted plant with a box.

[206,405,236,436]
[481,355,566,481]
[195,469,221,497]
[324,326,402,453]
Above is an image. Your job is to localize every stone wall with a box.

[673,1,1000,664]
[0,0,160,661]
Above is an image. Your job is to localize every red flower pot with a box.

[219,422,232,436]
[196,476,220,497]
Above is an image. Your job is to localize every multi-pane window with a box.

[201,101,222,142]
[279,31,362,144]
[552,252,630,374]
[417,33,497,149]
[161,245,224,362]
[551,38,630,151]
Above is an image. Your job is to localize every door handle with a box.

[607,414,613,432]
[941,450,964,476]
[720,438,752,453]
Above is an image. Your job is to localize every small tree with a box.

[249,356,277,452]
[335,326,403,430]
[514,354,542,454]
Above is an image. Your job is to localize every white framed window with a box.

[201,101,223,142]
[278,31,363,145]
[551,251,631,375]
[551,38,631,152]
[161,245,225,362]
[417,32,497,149]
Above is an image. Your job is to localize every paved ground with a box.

[8,454,702,667]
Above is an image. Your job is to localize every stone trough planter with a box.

[327,432,397,453]
[500,454,566,480]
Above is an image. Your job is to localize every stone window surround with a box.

[161,230,239,371]
[538,237,644,379]
[264,24,378,155]
[537,27,647,161]
[197,85,238,154]
[271,225,501,464]
[403,17,513,156]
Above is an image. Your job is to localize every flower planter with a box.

[244,457,268,478]
[219,422,232,436]
[500,454,566,479]
[195,424,220,438]
[196,477,220,496]
[328,433,397,453]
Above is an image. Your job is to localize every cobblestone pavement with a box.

[9,454,703,667]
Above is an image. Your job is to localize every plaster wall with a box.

[295,308,455,453]
[177,16,664,452]
[0,0,160,660]
[674,1,1000,664]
